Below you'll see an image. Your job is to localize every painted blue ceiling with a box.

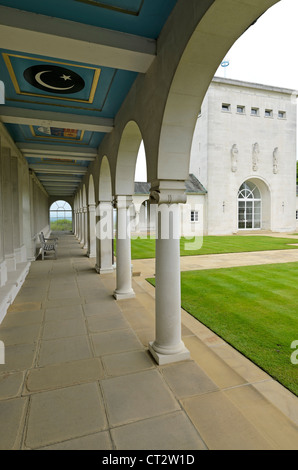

[0,49,137,118]
[0,0,178,38]
[0,0,178,196]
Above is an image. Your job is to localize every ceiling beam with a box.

[30,164,88,174]
[43,182,78,187]
[0,6,156,73]
[24,153,95,162]
[0,107,114,133]
[48,192,75,196]
[38,176,82,183]
[16,143,98,157]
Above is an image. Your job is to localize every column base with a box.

[87,252,96,259]
[0,261,7,287]
[14,247,24,264]
[113,290,135,300]
[95,264,114,274]
[5,253,16,272]
[148,342,190,365]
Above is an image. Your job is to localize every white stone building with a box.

[190,77,297,235]
[132,175,206,238]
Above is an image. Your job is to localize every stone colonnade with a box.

[0,132,50,322]
[0,0,278,364]
[73,178,190,365]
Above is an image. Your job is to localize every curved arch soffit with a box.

[49,196,73,209]
[50,200,72,211]
[115,121,143,195]
[88,174,96,205]
[158,0,280,180]
[240,176,271,198]
[99,155,112,202]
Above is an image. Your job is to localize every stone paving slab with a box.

[39,431,113,450]
[44,304,84,322]
[102,350,155,377]
[8,302,42,313]
[0,323,42,346]
[183,335,247,389]
[1,343,36,373]
[25,383,108,449]
[1,310,44,328]
[160,360,219,398]
[25,358,104,393]
[86,312,130,333]
[0,371,25,399]
[91,329,144,356]
[224,385,298,450]
[37,335,92,367]
[181,391,274,450]
[111,411,207,450]
[82,300,121,317]
[42,317,87,340]
[0,397,28,450]
[0,233,297,450]
[101,369,181,427]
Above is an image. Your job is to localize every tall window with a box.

[238,182,261,230]
[191,210,199,222]
[50,200,72,231]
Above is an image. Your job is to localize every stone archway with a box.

[238,177,271,231]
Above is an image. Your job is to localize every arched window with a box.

[238,182,261,230]
[50,200,72,231]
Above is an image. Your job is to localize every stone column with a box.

[75,210,79,239]
[113,196,135,300]
[0,141,7,286]
[79,208,84,244]
[11,156,22,264]
[22,168,34,260]
[83,206,88,250]
[1,147,16,271]
[87,203,96,258]
[95,200,114,274]
[148,181,190,365]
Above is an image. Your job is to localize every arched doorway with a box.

[238,181,261,230]
[50,200,72,232]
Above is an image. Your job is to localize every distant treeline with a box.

[50,219,72,231]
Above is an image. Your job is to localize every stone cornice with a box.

[0,121,28,166]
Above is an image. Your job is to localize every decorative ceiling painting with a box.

[1,51,135,113]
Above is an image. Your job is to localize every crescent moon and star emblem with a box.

[23,65,85,94]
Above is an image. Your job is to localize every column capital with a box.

[98,199,113,205]
[114,195,133,209]
[88,203,96,211]
[149,179,187,205]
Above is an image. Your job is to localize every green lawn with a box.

[131,235,298,259]
[50,219,72,231]
[147,262,298,396]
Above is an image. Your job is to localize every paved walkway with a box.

[132,246,298,278]
[0,233,297,450]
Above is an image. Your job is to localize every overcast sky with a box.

[135,0,297,181]
[215,0,298,90]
